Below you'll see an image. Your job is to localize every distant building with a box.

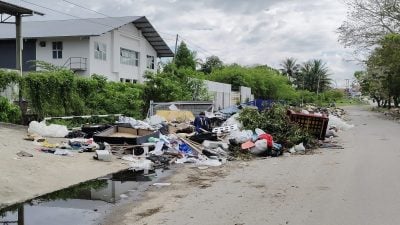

[0,16,173,83]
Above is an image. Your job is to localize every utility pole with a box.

[316,73,321,97]
[16,14,24,117]
[173,34,179,60]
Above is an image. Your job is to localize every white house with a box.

[0,16,173,83]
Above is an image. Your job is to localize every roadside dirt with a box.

[0,124,128,208]
[104,105,400,225]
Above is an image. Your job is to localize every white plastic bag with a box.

[328,115,354,131]
[294,143,306,152]
[28,121,69,138]
[250,139,268,155]
[195,159,222,167]
[255,128,266,136]
[230,130,253,143]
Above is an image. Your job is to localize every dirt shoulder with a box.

[0,125,128,208]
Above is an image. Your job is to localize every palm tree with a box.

[280,57,300,82]
[300,59,331,94]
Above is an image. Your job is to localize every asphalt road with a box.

[110,105,400,225]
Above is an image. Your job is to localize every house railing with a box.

[63,57,87,71]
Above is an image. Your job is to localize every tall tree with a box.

[280,57,300,82]
[366,34,400,107]
[338,0,400,52]
[200,55,224,74]
[174,41,196,70]
[300,59,331,93]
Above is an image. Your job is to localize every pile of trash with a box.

[292,105,354,150]
[23,103,355,172]
[382,108,400,120]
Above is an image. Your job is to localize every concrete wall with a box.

[204,80,253,109]
[240,86,253,102]
[205,80,232,110]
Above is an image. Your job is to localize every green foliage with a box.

[142,66,211,115]
[209,64,299,101]
[22,70,144,119]
[200,55,224,74]
[363,33,400,107]
[23,69,77,117]
[175,41,196,70]
[238,105,316,148]
[0,96,21,123]
[28,60,63,71]
[320,89,344,103]
[280,57,300,81]
[0,69,20,91]
[299,59,331,93]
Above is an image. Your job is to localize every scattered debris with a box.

[16,151,33,157]
[152,183,171,186]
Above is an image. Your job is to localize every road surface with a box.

[106,105,400,225]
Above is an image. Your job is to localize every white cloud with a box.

[8,0,361,87]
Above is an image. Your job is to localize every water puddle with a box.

[0,168,168,225]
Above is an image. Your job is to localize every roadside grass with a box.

[335,98,368,107]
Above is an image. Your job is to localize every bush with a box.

[209,65,300,102]
[23,71,145,119]
[0,69,20,91]
[0,97,21,123]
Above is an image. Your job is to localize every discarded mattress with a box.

[93,125,160,145]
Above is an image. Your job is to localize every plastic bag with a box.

[250,139,268,155]
[230,130,253,143]
[179,143,193,155]
[328,115,354,131]
[195,159,222,167]
[294,142,306,152]
[28,121,69,138]
[255,128,266,136]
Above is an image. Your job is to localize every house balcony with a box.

[63,57,87,71]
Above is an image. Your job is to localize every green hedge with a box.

[21,70,144,119]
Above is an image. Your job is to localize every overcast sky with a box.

[8,0,361,87]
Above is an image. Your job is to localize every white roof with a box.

[0,16,173,57]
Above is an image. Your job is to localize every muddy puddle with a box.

[0,168,169,225]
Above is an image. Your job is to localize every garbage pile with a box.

[23,104,354,170]
[294,105,354,136]
[293,105,354,149]
[382,108,400,120]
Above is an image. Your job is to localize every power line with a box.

[59,0,112,19]
[20,0,176,51]
[178,35,226,61]
[20,0,117,29]
[20,0,220,60]
[58,0,178,47]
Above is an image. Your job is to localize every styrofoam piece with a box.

[212,124,239,133]
[95,150,112,161]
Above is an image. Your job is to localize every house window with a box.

[94,42,107,60]
[120,48,139,66]
[147,55,155,69]
[52,41,62,59]
[120,78,124,82]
